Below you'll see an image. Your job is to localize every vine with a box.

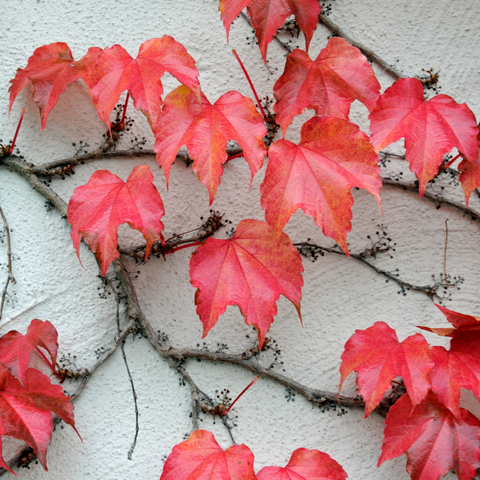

[1,1,480,479]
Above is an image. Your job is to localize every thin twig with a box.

[29,145,242,178]
[381,177,480,221]
[444,219,449,287]
[0,206,16,321]
[294,242,460,301]
[104,275,139,460]
[190,397,199,430]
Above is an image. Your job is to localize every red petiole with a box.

[34,346,59,376]
[231,50,266,119]
[442,153,461,170]
[223,375,260,416]
[167,241,203,254]
[8,108,25,154]
[119,92,130,130]
[225,153,244,163]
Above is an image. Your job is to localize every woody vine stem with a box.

[0,9,473,473]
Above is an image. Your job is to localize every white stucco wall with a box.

[1,0,480,478]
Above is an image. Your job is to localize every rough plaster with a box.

[0,0,480,478]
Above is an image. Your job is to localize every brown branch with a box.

[0,206,16,322]
[382,177,480,221]
[119,211,225,260]
[29,145,242,178]
[114,257,364,412]
[294,242,461,301]
[104,275,139,460]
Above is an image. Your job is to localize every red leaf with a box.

[418,304,480,338]
[219,0,321,63]
[339,322,433,417]
[189,219,303,347]
[261,116,381,254]
[369,77,478,196]
[257,448,348,480]
[90,37,200,128]
[457,127,480,205]
[8,43,98,130]
[79,46,103,91]
[155,86,267,204]
[273,38,380,134]
[378,392,480,480]
[418,305,480,418]
[0,366,77,473]
[160,430,256,480]
[0,319,58,385]
[67,165,165,276]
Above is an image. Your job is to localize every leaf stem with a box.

[8,108,25,155]
[231,50,266,119]
[223,375,260,416]
[120,93,130,131]
[225,153,244,163]
[442,153,461,170]
[34,346,58,375]
[168,241,203,254]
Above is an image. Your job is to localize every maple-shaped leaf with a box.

[68,165,165,276]
[155,86,267,204]
[189,219,303,347]
[0,365,78,473]
[160,430,256,480]
[339,322,433,417]
[78,46,103,91]
[261,115,381,254]
[273,38,380,134]
[418,305,480,418]
[369,77,478,196]
[379,392,480,480]
[418,304,480,338]
[218,0,321,63]
[8,43,101,130]
[458,127,480,205]
[90,37,200,129]
[257,448,348,480]
[0,319,58,386]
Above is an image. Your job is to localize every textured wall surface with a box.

[1,0,480,478]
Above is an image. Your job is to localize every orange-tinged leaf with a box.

[218,0,321,63]
[79,46,103,91]
[273,38,380,134]
[379,392,480,480]
[8,43,97,130]
[257,448,348,480]
[155,86,267,204]
[0,319,58,386]
[160,430,256,480]
[90,37,200,128]
[458,127,480,204]
[261,116,381,254]
[0,366,77,473]
[67,165,165,276]
[418,304,480,337]
[339,322,433,417]
[369,78,478,196]
[418,305,480,418]
[189,219,303,347]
